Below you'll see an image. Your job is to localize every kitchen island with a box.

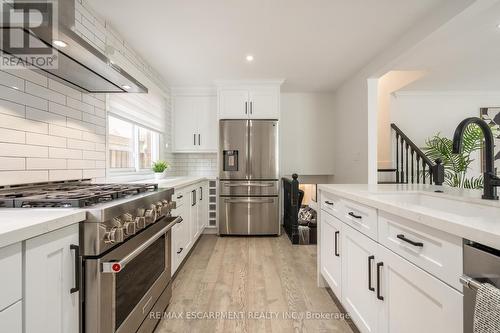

[317,184,500,333]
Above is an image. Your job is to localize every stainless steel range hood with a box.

[1,0,148,93]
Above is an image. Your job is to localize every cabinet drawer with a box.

[378,211,463,290]
[173,188,187,207]
[320,191,343,220]
[342,199,378,240]
[0,300,22,333]
[0,243,22,310]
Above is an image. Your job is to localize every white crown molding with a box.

[214,79,285,87]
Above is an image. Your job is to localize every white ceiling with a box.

[393,1,500,91]
[87,0,447,92]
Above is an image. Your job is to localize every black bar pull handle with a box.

[397,234,423,247]
[199,186,203,201]
[70,244,80,294]
[177,247,183,254]
[348,212,362,219]
[376,262,384,301]
[334,231,340,257]
[245,101,248,114]
[198,134,201,146]
[191,190,196,206]
[325,201,334,206]
[194,134,196,145]
[368,255,375,291]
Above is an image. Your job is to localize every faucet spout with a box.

[452,117,498,200]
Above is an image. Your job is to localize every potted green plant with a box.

[152,160,169,180]
[423,124,484,189]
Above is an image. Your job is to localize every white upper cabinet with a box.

[248,87,279,119]
[219,89,249,118]
[173,93,217,153]
[217,81,283,119]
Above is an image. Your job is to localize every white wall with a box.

[332,0,475,184]
[280,93,335,176]
[389,91,500,176]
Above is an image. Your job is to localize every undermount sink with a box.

[372,192,500,223]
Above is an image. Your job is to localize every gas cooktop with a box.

[0,179,159,208]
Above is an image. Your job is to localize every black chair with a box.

[282,174,301,244]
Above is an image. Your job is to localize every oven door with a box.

[85,216,180,333]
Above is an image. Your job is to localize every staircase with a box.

[378,123,444,185]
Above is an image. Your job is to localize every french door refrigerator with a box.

[219,119,280,235]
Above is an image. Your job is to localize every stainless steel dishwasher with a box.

[461,240,500,333]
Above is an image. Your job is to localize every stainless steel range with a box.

[0,179,180,333]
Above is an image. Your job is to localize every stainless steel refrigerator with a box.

[218,119,280,235]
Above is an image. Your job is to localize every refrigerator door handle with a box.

[223,198,275,204]
[223,182,274,187]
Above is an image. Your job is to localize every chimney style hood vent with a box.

[0,0,148,93]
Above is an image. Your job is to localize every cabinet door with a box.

[248,88,279,119]
[377,245,463,333]
[320,211,342,298]
[171,222,181,275]
[197,184,207,234]
[173,96,198,151]
[197,96,218,152]
[25,224,79,333]
[342,224,380,333]
[0,301,22,333]
[190,188,200,241]
[219,89,249,119]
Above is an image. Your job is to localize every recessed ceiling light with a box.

[122,85,131,90]
[497,23,500,29]
[246,55,254,62]
[11,86,19,90]
[53,40,68,48]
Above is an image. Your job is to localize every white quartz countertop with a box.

[318,184,500,249]
[0,209,86,248]
[131,176,211,190]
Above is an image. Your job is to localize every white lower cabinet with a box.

[24,224,79,333]
[0,300,22,333]
[171,181,208,276]
[320,211,342,298]
[321,196,464,333]
[377,244,463,333]
[341,224,380,333]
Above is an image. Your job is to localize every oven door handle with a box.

[102,216,182,273]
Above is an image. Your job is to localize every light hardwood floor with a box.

[155,234,354,333]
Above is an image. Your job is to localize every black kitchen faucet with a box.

[452,117,500,200]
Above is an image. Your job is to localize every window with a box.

[108,115,160,173]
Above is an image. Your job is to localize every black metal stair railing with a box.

[384,123,445,186]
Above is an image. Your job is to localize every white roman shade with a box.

[108,89,168,133]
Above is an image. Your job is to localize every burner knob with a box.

[155,201,164,215]
[145,208,157,224]
[123,213,133,222]
[123,221,136,236]
[135,216,146,229]
[105,227,124,244]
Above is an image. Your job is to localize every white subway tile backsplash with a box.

[66,118,96,133]
[95,143,105,151]
[26,107,66,126]
[49,124,82,139]
[67,159,95,169]
[82,150,105,160]
[82,131,105,144]
[82,94,105,109]
[0,128,25,144]
[83,112,105,126]
[27,158,66,170]
[0,98,25,117]
[95,160,106,169]
[25,82,66,105]
[48,79,82,100]
[67,97,94,114]
[0,143,48,158]
[3,68,47,87]
[26,133,66,148]
[49,169,83,181]
[0,71,25,91]
[0,171,48,186]
[0,85,48,110]
[49,102,82,120]
[0,113,48,134]
[0,157,25,170]
[49,147,82,159]
[68,138,95,150]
